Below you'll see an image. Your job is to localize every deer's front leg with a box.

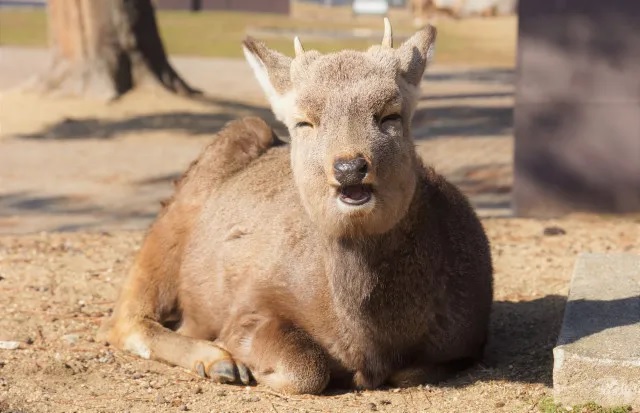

[219,314,330,395]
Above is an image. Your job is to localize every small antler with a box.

[382,17,393,48]
[294,36,305,57]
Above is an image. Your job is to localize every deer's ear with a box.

[396,25,437,86]
[243,37,293,123]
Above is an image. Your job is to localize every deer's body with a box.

[101,22,493,394]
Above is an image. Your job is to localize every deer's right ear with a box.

[396,25,437,87]
[242,37,293,123]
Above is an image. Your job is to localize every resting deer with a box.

[100,20,493,394]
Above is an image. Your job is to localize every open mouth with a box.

[338,184,373,206]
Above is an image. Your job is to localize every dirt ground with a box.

[1,47,638,413]
[1,217,638,413]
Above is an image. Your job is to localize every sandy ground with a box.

[1,217,638,413]
[0,47,638,412]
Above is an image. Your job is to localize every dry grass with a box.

[0,5,516,66]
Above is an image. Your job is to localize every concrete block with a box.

[553,253,640,408]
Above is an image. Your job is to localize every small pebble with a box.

[155,394,166,404]
[193,386,203,394]
[369,402,378,411]
[62,334,80,345]
[97,351,115,363]
[179,404,189,411]
[380,399,391,405]
[495,401,505,408]
[132,373,143,380]
[543,226,566,236]
[0,341,20,350]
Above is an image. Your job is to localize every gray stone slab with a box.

[553,253,640,408]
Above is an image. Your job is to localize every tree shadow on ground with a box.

[0,191,157,232]
[15,95,276,140]
[413,105,513,139]
[0,161,514,234]
[413,67,515,139]
[16,103,512,141]
[447,162,512,195]
[135,173,182,186]
[425,68,515,85]
[423,91,513,102]
[12,68,515,141]
[445,162,513,212]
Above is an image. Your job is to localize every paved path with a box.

[0,47,513,234]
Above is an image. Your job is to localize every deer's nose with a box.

[333,156,369,186]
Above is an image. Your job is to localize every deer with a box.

[99,19,493,395]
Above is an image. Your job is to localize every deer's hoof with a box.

[194,359,252,385]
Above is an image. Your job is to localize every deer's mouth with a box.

[338,184,373,206]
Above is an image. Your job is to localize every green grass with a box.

[0,9,47,47]
[0,8,516,66]
[539,397,632,413]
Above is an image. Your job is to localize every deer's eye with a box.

[380,114,402,125]
[295,121,313,129]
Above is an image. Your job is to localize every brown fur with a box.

[100,22,493,395]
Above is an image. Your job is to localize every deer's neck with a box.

[323,184,426,323]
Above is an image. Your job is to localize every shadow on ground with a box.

[17,102,514,141]
[16,95,276,140]
[425,68,514,85]
[448,162,512,201]
[424,91,513,101]
[479,295,567,386]
[0,191,157,232]
[447,293,640,388]
[0,162,513,233]
[14,68,514,141]
[413,105,513,139]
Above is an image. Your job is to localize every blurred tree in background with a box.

[32,0,196,99]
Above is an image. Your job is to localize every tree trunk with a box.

[31,0,197,99]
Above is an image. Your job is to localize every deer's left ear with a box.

[242,37,293,122]
[396,25,437,86]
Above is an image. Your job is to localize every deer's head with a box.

[243,20,436,237]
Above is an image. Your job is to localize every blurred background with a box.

[0,0,519,233]
[0,0,638,234]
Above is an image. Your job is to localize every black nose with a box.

[333,157,369,186]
